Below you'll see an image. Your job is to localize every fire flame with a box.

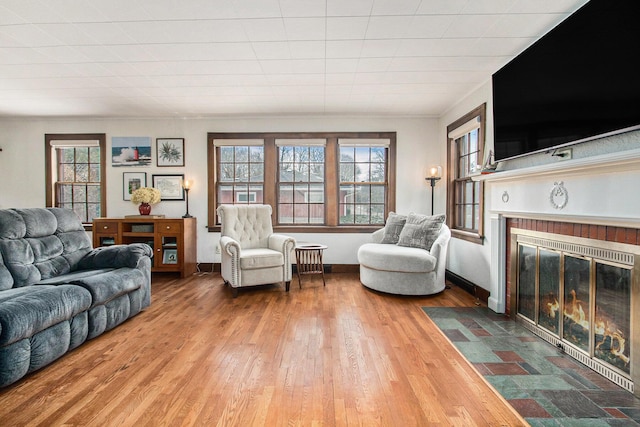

[564,289,589,331]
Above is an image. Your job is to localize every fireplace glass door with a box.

[563,255,591,353]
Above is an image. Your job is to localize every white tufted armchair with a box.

[217,204,296,297]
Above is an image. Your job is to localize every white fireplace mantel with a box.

[476,147,640,313]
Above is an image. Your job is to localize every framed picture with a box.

[156,138,185,167]
[112,136,152,167]
[123,172,147,201]
[163,249,178,264]
[152,174,184,200]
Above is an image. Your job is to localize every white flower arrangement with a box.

[131,187,161,205]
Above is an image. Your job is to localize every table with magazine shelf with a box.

[92,216,197,277]
[294,243,327,288]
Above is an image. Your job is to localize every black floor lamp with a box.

[182,179,193,218]
[425,166,441,215]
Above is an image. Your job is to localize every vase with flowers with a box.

[131,187,161,215]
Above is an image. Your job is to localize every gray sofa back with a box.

[0,208,93,289]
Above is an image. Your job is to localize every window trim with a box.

[446,105,486,244]
[45,133,107,230]
[207,132,396,233]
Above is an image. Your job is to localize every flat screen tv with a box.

[492,0,640,162]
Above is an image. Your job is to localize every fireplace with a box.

[510,227,640,393]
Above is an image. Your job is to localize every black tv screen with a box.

[492,0,640,161]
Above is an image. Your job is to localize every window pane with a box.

[220,146,234,162]
[355,185,370,203]
[370,162,385,182]
[469,129,478,154]
[219,163,234,182]
[459,156,468,178]
[458,135,467,155]
[249,185,263,203]
[235,146,248,162]
[294,204,309,224]
[250,164,264,182]
[89,164,100,182]
[371,185,385,203]
[280,162,294,181]
[309,146,324,162]
[60,164,74,182]
[340,163,354,182]
[76,164,89,182]
[250,146,264,161]
[354,147,369,162]
[235,164,248,181]
[279,184,293,203]
[87,185,101,203]
[308,183,324,202]
[279,204,293,223]
[465,181,473,203]
[59,184,72,203]
[340,146,355,162]
[74,205,87,223]
[294,164,310,182]
[75,148,89,163]
[464,205,473,229]
[355,163,370,182]
[309,163,324,182]
[89,146,100,163]
[294,146,308,162]
[73,185,86,202]
[218,185,234,203]
[370,204,384,224]
[355,205,370,223]
[60,148,74,163]
[294,184,307,203]
[309,204,324,223]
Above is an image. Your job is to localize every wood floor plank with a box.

[0,272,526,426]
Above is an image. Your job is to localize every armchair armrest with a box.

[268,233,296,254]
[77,243,153,270]
[220,235,241,257]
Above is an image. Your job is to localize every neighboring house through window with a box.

[208,132,396,232]
[45,134,106,226]
[446,104,485,244]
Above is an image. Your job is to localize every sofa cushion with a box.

[358,243,436,273]
[69,269,144,307]
[240,248,284,270]
[36,268,115,285]
[0,285,91,346]
[380,212,407,244]
[397,213,445,251]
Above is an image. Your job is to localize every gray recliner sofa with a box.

[0,208,152,387]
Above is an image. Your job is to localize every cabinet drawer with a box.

[157,221,182,233]
[95,222,118,233]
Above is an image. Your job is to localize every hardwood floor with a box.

[0,273,526,426]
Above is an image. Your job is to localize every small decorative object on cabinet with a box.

[93,217,197,277]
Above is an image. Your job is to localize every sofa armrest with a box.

[77,243,153,270]
[371,228,385,243]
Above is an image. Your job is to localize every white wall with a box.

[0,115,440,265]
[438,81,494,291]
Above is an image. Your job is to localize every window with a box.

[208,132,396,232]
[45,134,106,226]
[277,139,325,224]
[338,141,388,225]
[215,139,264,206]
[446,105,485,244]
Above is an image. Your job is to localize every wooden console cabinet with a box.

[93,217,197,277]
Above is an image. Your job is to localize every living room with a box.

[1,0,640,425]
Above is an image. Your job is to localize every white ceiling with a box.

[0,0,589,118]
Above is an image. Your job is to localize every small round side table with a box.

[294,243,327,288]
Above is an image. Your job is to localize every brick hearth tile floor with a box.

[423,306,640,426]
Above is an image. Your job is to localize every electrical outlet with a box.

[215,244,221,254]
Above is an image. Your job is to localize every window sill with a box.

[451,229,484,245]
